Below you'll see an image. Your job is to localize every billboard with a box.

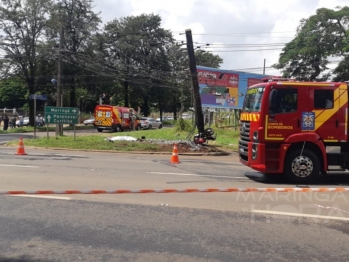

[197,66,274,109]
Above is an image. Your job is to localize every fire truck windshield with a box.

[242,86,265,112]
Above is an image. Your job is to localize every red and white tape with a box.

[0,187,348,195]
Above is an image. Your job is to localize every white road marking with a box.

[147,172,247,179]
[10,195,71,200]
[252,210,349,221]
[0,164,39,168]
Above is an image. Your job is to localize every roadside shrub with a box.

[161,120,173,125]
[174,118,193,132]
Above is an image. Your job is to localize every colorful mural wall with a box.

[197,66,274,109]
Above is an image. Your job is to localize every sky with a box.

[93,0,348,76]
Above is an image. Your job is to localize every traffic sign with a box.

[29,94,47,100]
[44,106,79,124]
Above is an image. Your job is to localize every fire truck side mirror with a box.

[269,89,278,115]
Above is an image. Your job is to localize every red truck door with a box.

[266,84,307,141]
[310,85,347,142]
[120,108,131,129]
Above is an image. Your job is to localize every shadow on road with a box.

[0,256,51,262]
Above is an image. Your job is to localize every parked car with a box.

[156,116,174,122]
[16,116,30,127]
[83,117,95,125]
[140,117,162,129]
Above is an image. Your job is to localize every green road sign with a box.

[44,106,79,124]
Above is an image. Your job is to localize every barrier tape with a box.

[315,204,349,214]
[1,187,349,195]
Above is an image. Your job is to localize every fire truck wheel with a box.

[114,125,122,132]
[97,128,102,132]
[285,148,321,184]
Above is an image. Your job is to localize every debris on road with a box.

[104,136,229,154]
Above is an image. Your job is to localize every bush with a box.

[161,120,173,125]
[174,118,194,132]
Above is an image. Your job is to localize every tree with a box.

[48,0,101,108]
[100,14,174,110]
[333,56,349,81]
[195,50,223,68]
[164,43,192,119]
[273,6,349,81]
[0,0,53,125]
[0,78,27,108]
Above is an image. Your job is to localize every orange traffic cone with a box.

[170,143,180,164]
[15,137,27,155]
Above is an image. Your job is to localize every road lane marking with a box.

[252,210,349,221]
[147,172,247,179]
[0,164,39,168]
[10,195,71,200]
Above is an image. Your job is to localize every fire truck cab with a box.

[93,105,141,132]
[239,78,349,183]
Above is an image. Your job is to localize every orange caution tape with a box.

[1,188,348,195]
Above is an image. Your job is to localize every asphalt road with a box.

[1,196,349,262]
[0,146,349,261]
[0,133,35,145]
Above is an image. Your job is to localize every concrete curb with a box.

[29,146,234,156]
[1,144,236,156]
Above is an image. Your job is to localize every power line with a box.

[203,48,284,52]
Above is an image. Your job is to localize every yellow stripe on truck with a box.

[314,86,346,131]
[112,107,122,123]
[95,111,112,126]
[240,113,260,122]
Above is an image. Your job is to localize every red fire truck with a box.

[239,78,349,183]
[93,105,141,132]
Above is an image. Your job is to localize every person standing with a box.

[3,114,9,131]
[19,115,24,127]
[130,109,136,130]
[36,114,43,126]
[10,115,16,128]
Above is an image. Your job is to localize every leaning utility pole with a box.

[185,29,205,134]
[56,12,65,136]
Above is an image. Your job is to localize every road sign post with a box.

[29,94,47,139]
[44,106,79,138]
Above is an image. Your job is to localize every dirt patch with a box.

[149,142,231,154]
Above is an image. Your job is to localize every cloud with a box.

[93,0,346,76]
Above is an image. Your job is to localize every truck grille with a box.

[239,121,250,161]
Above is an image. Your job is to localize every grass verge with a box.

[5,126,239,152]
